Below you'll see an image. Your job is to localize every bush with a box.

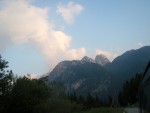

[34,95,83,113]
[8,77,50,113]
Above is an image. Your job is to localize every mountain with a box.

[105,46,150,89]
[48,60,112,97]
[95,54,110,66]
[48,46,150,98]
[81,56,95,63]
[81,55,110,66]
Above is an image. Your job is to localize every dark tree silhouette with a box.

[0,55,14,113]
[139,60,150,113]
[118,73,142,106]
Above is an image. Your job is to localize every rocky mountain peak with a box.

[81,56,95,63]
[95,54,110,66]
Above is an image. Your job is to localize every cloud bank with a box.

[57,1,83,24]
[0,0,86,67]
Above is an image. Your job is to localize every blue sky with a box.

[0,0,150,77]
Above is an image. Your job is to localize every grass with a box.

[77,107,126,113]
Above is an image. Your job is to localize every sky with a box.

[0,0,150,78]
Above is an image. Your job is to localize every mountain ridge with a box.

[48,46,150,98]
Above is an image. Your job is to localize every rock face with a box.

[48,46,150,98]
[95,54,110,66]
[81,56,95,63]
[48,60,112,98]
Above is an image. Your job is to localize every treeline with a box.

[118,73,142,106]
[68,93,112,109]
[65,73,143,108]
[0,55,112,113]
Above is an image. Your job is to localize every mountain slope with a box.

[48,46,150,98]
[49,60,112,97]
[105,46,150,88]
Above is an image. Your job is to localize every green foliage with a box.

[85,94,101,109]
[34,95,83,113]
[8,76,50,113]
[77,107,125,113]
[0,55,13,96]
[5,75,83,113]
[0,55,14,113]
[118,73,142,106]
[48,81,65,95]
[68,92,109,109]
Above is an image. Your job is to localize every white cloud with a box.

[138,42,143,47]
[0,0,86,67]
[57,1,83,24]
[95,49,117,61]
[65,48,86,60]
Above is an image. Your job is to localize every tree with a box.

[118,73,142,106]
[8,76,50,113]
[0,55,13,96]
[0,55,14,112]
[139,60,150,113]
